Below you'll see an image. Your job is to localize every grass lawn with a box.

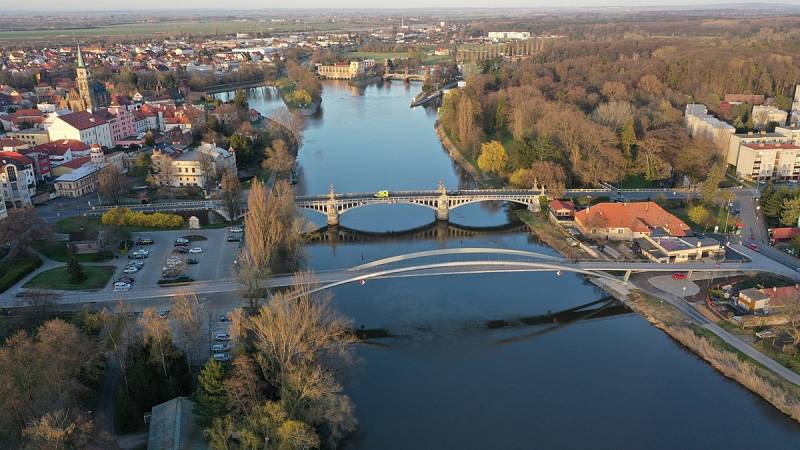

[32,240,114,263]
[661,200,739,233]
[0,255,43,293]
[23,266,115,291]
[55,216,102,234]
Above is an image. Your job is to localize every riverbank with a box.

[348,74,382,87]
[434,121,485,183]
[626,289,800,421]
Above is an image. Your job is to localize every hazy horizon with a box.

[6,1,800,13]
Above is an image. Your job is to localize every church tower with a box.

[76,45,98,113]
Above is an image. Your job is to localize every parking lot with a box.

[105,228,242,293]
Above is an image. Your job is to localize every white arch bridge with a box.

[295,184,546,226]
[267,247,758,295]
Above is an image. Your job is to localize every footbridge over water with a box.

[296,183,546,226]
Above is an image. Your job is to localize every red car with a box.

[747,243,759,251]
[672,273,687,280]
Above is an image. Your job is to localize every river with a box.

[232,81,800,449]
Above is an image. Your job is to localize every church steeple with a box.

[75,44,97,113]
[77,44,85,68]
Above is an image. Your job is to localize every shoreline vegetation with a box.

[433,105,800,423]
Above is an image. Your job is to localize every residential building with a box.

[725,131,794,168]
[151,142,236,188]
[0,138,30,152]
[752,105,788,129]
[54,164,101,198]
[729,142,800,182]
[48,111,113,148]
[0,151,37,207]
[636,235,724,263]
[96,105,137,144]
[736,288,772,314]
[724,93,765,105]
[548,199,576,223]
[574,202,690,241]
[791,85,800,125]
[775,125,800,146]
[4,129,50,147]
[209,104,239,126]
[769,227,800,244]
[684,104,735,152]
[32,139,90,167]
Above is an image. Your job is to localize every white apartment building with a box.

[775,125,800,146]
[725,131,794,167]
[152,142,237,188]
[684,104,736,152]
[792,85,800,125]
[48,111,113,148]
[0,152,37,207]
[730,142,800,182]
[752,105,788,129]
[487,31,532,40]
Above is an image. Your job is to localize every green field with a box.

[0,19,350,41]
[345,51,452,65]
[23,266,115,291]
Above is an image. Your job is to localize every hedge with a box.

[101,208,183,229]
[0,255,43,293]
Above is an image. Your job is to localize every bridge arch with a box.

[447,197,540,210]
[350,247,565,271]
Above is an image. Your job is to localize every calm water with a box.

[241,81,800,449]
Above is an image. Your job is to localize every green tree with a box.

[476,140,508,175]
[698,164,726,206]
[687,204,711,228]
[67,256,85,284]
[195,358,228,426]
[233,90,249,109]
[619,119,637,161]
[780,195,800,226]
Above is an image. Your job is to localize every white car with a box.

[113,282,131,292]
[229,226,243,233]
[123,266,139,274]
[211,343,230,352]
[188,247,203,254]
[215,332,231,341]
[212,353,231,362]
[132,249,149,257]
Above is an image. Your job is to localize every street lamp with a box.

[682,285,687,301]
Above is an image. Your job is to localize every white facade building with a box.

[48,112,113,148]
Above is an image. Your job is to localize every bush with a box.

[101,208,184,229]
[0,255,42,293]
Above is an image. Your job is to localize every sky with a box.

[8,1,800,12]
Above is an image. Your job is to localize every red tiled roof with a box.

[0,151,34,166]
[57,111,107,130]
[549,199,575,213]
[12,108,43,118]
[771,227,800,240]
[0,138,28,148]
[60,156,91,169]
[574,202,690,237]
[760,285,800,308]
[33,140,90,156]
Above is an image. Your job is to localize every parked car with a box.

[212,353,231,362]
[227,235,241,242]
[211,343,230,352]
[158,309,170,318]
[189,247,203,254]
[748,243,759,251]
[671,273,687,280]
[174,247,189,254]
[123,266,139,274]
[137,238,154,245]
[229,225,243,233]
[219,313,231,322]
[175,237,189,245]
[187,258,199,265]
[215,332,231,341]
[128,252,147,260]
[117,276,135,284]
[113,282,131,292]
[129,260,145,268]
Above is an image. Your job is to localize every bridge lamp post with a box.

[682,285,687,301]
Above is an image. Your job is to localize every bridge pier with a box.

[623,270,632,282]
[326,184,339,226]
[436,181,449,221]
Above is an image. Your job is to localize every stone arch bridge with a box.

[296,184,546,226]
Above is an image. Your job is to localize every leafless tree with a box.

[139,308,171,377]
[0,206,51,258]
[25,289,61,319]
[269,107,305,148]
[217,168,242,222]
[97,164,129,205]
[171,291,205,366]
[197,152,216,191]
[262,139,295,176]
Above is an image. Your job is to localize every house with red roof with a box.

[48,111,113,148]
[548,199,576,223]
[574,201,691,241]
[31,139,91,167]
